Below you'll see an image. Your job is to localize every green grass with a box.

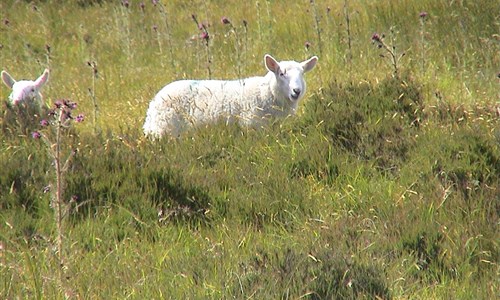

[1,0,499,299]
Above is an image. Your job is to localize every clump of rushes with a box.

[371,28,405,78]
[87,61,99,133]
[32,99,84,295]
[192,14,212,79]
[419,12,429,75]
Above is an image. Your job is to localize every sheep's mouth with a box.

[290,94,300,101]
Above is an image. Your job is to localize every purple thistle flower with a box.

[140,2,145,11]
[75,114,85,123]
[152,0,159,5]
[54,100,64,109]
[305,41,311,49]
[32,131,41,139]
[221,16,231,25]
[200,31,209,41]
[40,119,49,127]
[419,11,428,19]
[63,99,77,110]
[371,33,382,43]
[121,0,129,8]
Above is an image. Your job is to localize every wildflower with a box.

[40,119,49,127]
[200,31,209,41]
[43,185,51,193]
[371,33,382,43]
[32,131,41,139]
[75,114,85,123]
[221,16,231,25]
[152,0,159,5]
[140,2,145,12]
[54,100,64,108]
[419,11,428,19]
[63,100,77,110]
[305,41,311,50]
[152,24,158,32]
[3,18,9,26]
[121,0,129,8]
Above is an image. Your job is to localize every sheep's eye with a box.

[279,71,286,77]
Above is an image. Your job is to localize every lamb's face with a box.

[265,55,318,103]
[1,69,49,105]
[9,81,42,105]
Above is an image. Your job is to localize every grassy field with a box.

[1,0,499,299]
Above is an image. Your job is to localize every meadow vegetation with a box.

[1,0,499,298]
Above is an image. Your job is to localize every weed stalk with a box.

[87,61,99,134]
[310,0,323,57]
[419,12,429,75]
[344,0,352,71]
[33,99,83,296]
[371,28,405,78]
[192,14,212,79]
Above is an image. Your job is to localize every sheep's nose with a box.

[293,88,301,96]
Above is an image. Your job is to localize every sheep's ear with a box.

[1,70,16,88]
[34,69,49,88]
[302,56,318,73]
[264,54,280,74]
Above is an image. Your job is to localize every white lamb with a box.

[143,54,318,138]
[1,68,49,107]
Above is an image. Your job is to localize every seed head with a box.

[221,16,231,25]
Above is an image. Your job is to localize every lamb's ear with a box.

[1,70,16,88]
[302,56,318,73]
[264,54,280,74]
[34,69,49,88]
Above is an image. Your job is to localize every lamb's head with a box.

[1,69,49,105]
[265,54,318,103]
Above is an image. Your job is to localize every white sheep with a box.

[1,68,49,107]
[143,54,318,138]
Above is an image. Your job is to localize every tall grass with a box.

[1,0,499,298]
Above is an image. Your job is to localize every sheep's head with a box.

[265,54,318,103]
[1,69,49,105]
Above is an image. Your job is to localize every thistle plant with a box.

[221,16,243,78]
[192,14,212,79]
[87,61,99,134]
[32,99,84,294]
[371,28,406,78]
[152,0,176,73]
[343,0,353,70]
[309,0,323,57]
[419,12,429,75]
